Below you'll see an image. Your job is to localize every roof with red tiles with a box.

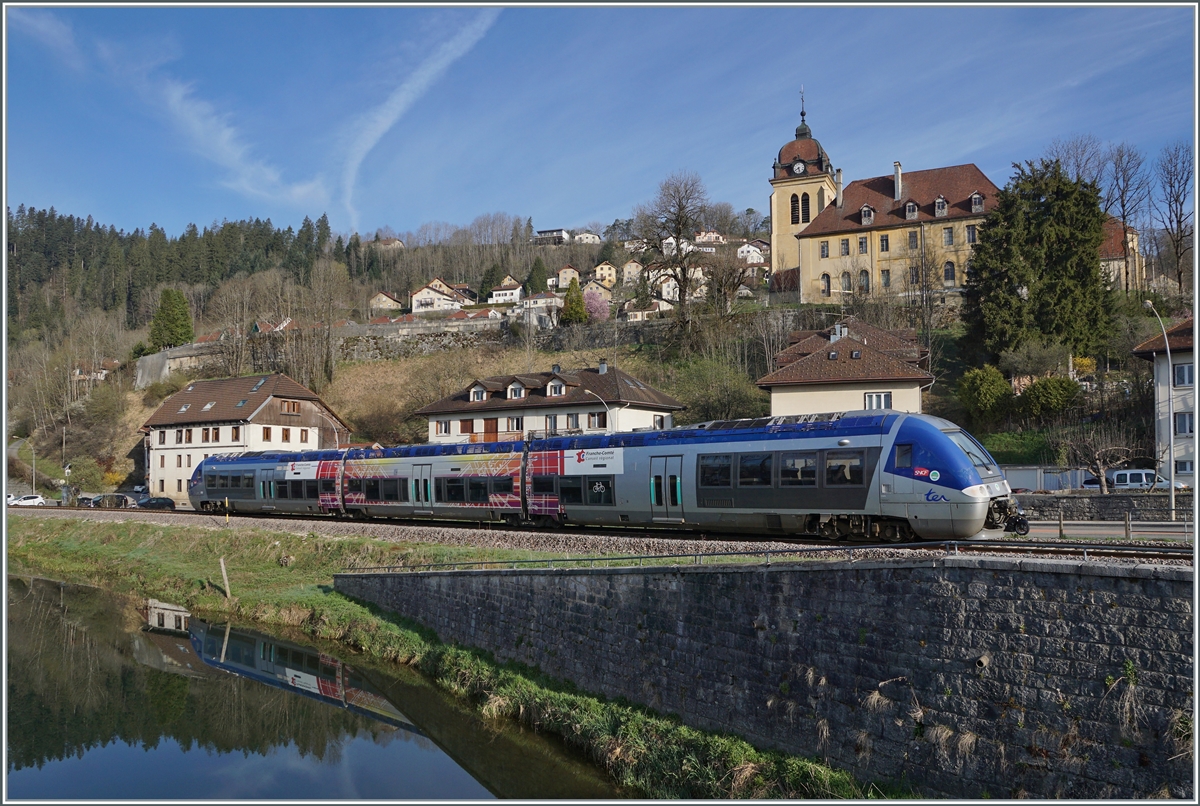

[416,365,682,416]
[757,337,933,388]
[1133,318,1194,359]
[141,373,350,430]
[799,164,999,238]
[1099,215,1138,261]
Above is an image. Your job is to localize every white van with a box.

[1111,470,1186,491]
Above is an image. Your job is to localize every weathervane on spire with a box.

[800,85,806,121]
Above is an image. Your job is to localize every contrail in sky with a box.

[342,8,502,234]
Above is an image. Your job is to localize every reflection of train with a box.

[188,411,1025,541]
[190,620,419,732]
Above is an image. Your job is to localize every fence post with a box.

[219,557,231,599]
[1058,509,1065,539]
[1125,510,1132,541]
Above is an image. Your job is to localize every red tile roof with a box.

[800,164,999,238]
[757,338,933,388]
[141,373,349,430]
[1133,318,1194,359]
[416,365,682,416]
[1099,215,1137,261]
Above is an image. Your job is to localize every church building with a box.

[769,103,1000,304]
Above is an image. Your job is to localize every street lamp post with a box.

[1144,300,1175,521]
[314,410,342,450]
[582,389,614,434]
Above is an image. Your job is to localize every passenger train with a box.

[188,410,1028,541]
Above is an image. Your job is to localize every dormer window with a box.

[508,385,525,400]
[934,196,948,217]
[860,205,874,226]
[549,383,565,397]
[905,202,918,220]
[470,387,486,402]
[971,192,984,213]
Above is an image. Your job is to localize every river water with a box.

[5,576,624,799]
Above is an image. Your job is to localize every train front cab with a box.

[882,415,1012,539]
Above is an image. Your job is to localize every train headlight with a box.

[961,484,990,498]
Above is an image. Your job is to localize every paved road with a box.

[1025,520,1194,541]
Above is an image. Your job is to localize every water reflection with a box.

[6,577,622,800]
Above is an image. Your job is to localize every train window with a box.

[780,452,817,486]
[825,451,865,486]
[651,475,664,506]
[442,478,466,503]
[290,480,304,499]
[244,472,255,488]
[205,474,216,487]
[396,478,409,502]
[587,475,614,505]
[738,453,773,486]
[381,479,399,501]
[291,649,304,665]
[275,481,290,499]
[698,455,732,487]
[228,473,241,488]
[895,444,912,469]
[492,477,514,495]
[346,478,362,494]
[217,474,229,488]
[468,478,489,503]
[305,480,318,499]
[558,476,584,504]
[320,479,336,494]
[365,479,381,500]
[320,663,336,678]
[531,476,556,494]
[306,654,319,672]
[668,475,680,506]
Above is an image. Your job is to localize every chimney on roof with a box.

[893,162,902,201]
[598,358,608,375]
[835,169,843,209]
[830,323,846,342]
[552,363,561,374]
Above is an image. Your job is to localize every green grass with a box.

[6,513,896,799]
[978,430,1052,465]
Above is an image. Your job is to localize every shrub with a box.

[1019,376,1081,423]
[956,365,1013,428]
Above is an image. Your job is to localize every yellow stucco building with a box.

[769,109,999,304]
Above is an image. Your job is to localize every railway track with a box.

[13,506,1194,561]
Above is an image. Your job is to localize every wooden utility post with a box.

[220,556,231,598]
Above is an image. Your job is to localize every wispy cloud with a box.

[340,8,502,233]
[94,41,327,207]
[156,76,326,205]
[8,8,87,72]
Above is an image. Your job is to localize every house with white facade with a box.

[517,291,564,327]
[737,243,766,263]
[533,229,569,245]
[694,230,726,244]
[488,274,524,305]
[620,260,644,285]
[573,231,601,244]
[410,278,472,313]
[415,360,682,443]
[139,373,351,507]
[1134,318,1195,486]
[756,321,933,416]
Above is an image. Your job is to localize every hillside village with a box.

[5,110,1193,506]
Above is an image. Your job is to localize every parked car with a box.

[136,497,177,510]
[1080,475,1113,490]
[6,493,15,505]
[92,493,136,509]
[132,485,148,494]
[76,495,94,507]
[1082,471,1189,491]
[11,494,47,506]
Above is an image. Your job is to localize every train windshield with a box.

[945,431,997,474]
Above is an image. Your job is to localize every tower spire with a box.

[795,86,811,139]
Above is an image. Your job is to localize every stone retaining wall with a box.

[1016,492,1193,521]
[336,558,1192,799]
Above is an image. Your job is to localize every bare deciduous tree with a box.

[702,247,755,315]
[1044,134,1106,186]
[1103,142,1152,294]
[1049,417,1153,495]
[1151,140,1194,295]
[633,171,710,324]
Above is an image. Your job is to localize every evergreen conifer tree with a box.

[148,288,194,350]
[559,278,587,325]
[524,257,548,295]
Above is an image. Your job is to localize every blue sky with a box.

[4,5,1195,241]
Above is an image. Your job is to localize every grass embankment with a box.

[6,514,883,799]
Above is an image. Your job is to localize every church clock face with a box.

[792,161,806,175]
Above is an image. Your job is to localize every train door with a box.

[891,443,913,495]
[650,455,685,522]
[413,464,433,512]
[259,469,276,510]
